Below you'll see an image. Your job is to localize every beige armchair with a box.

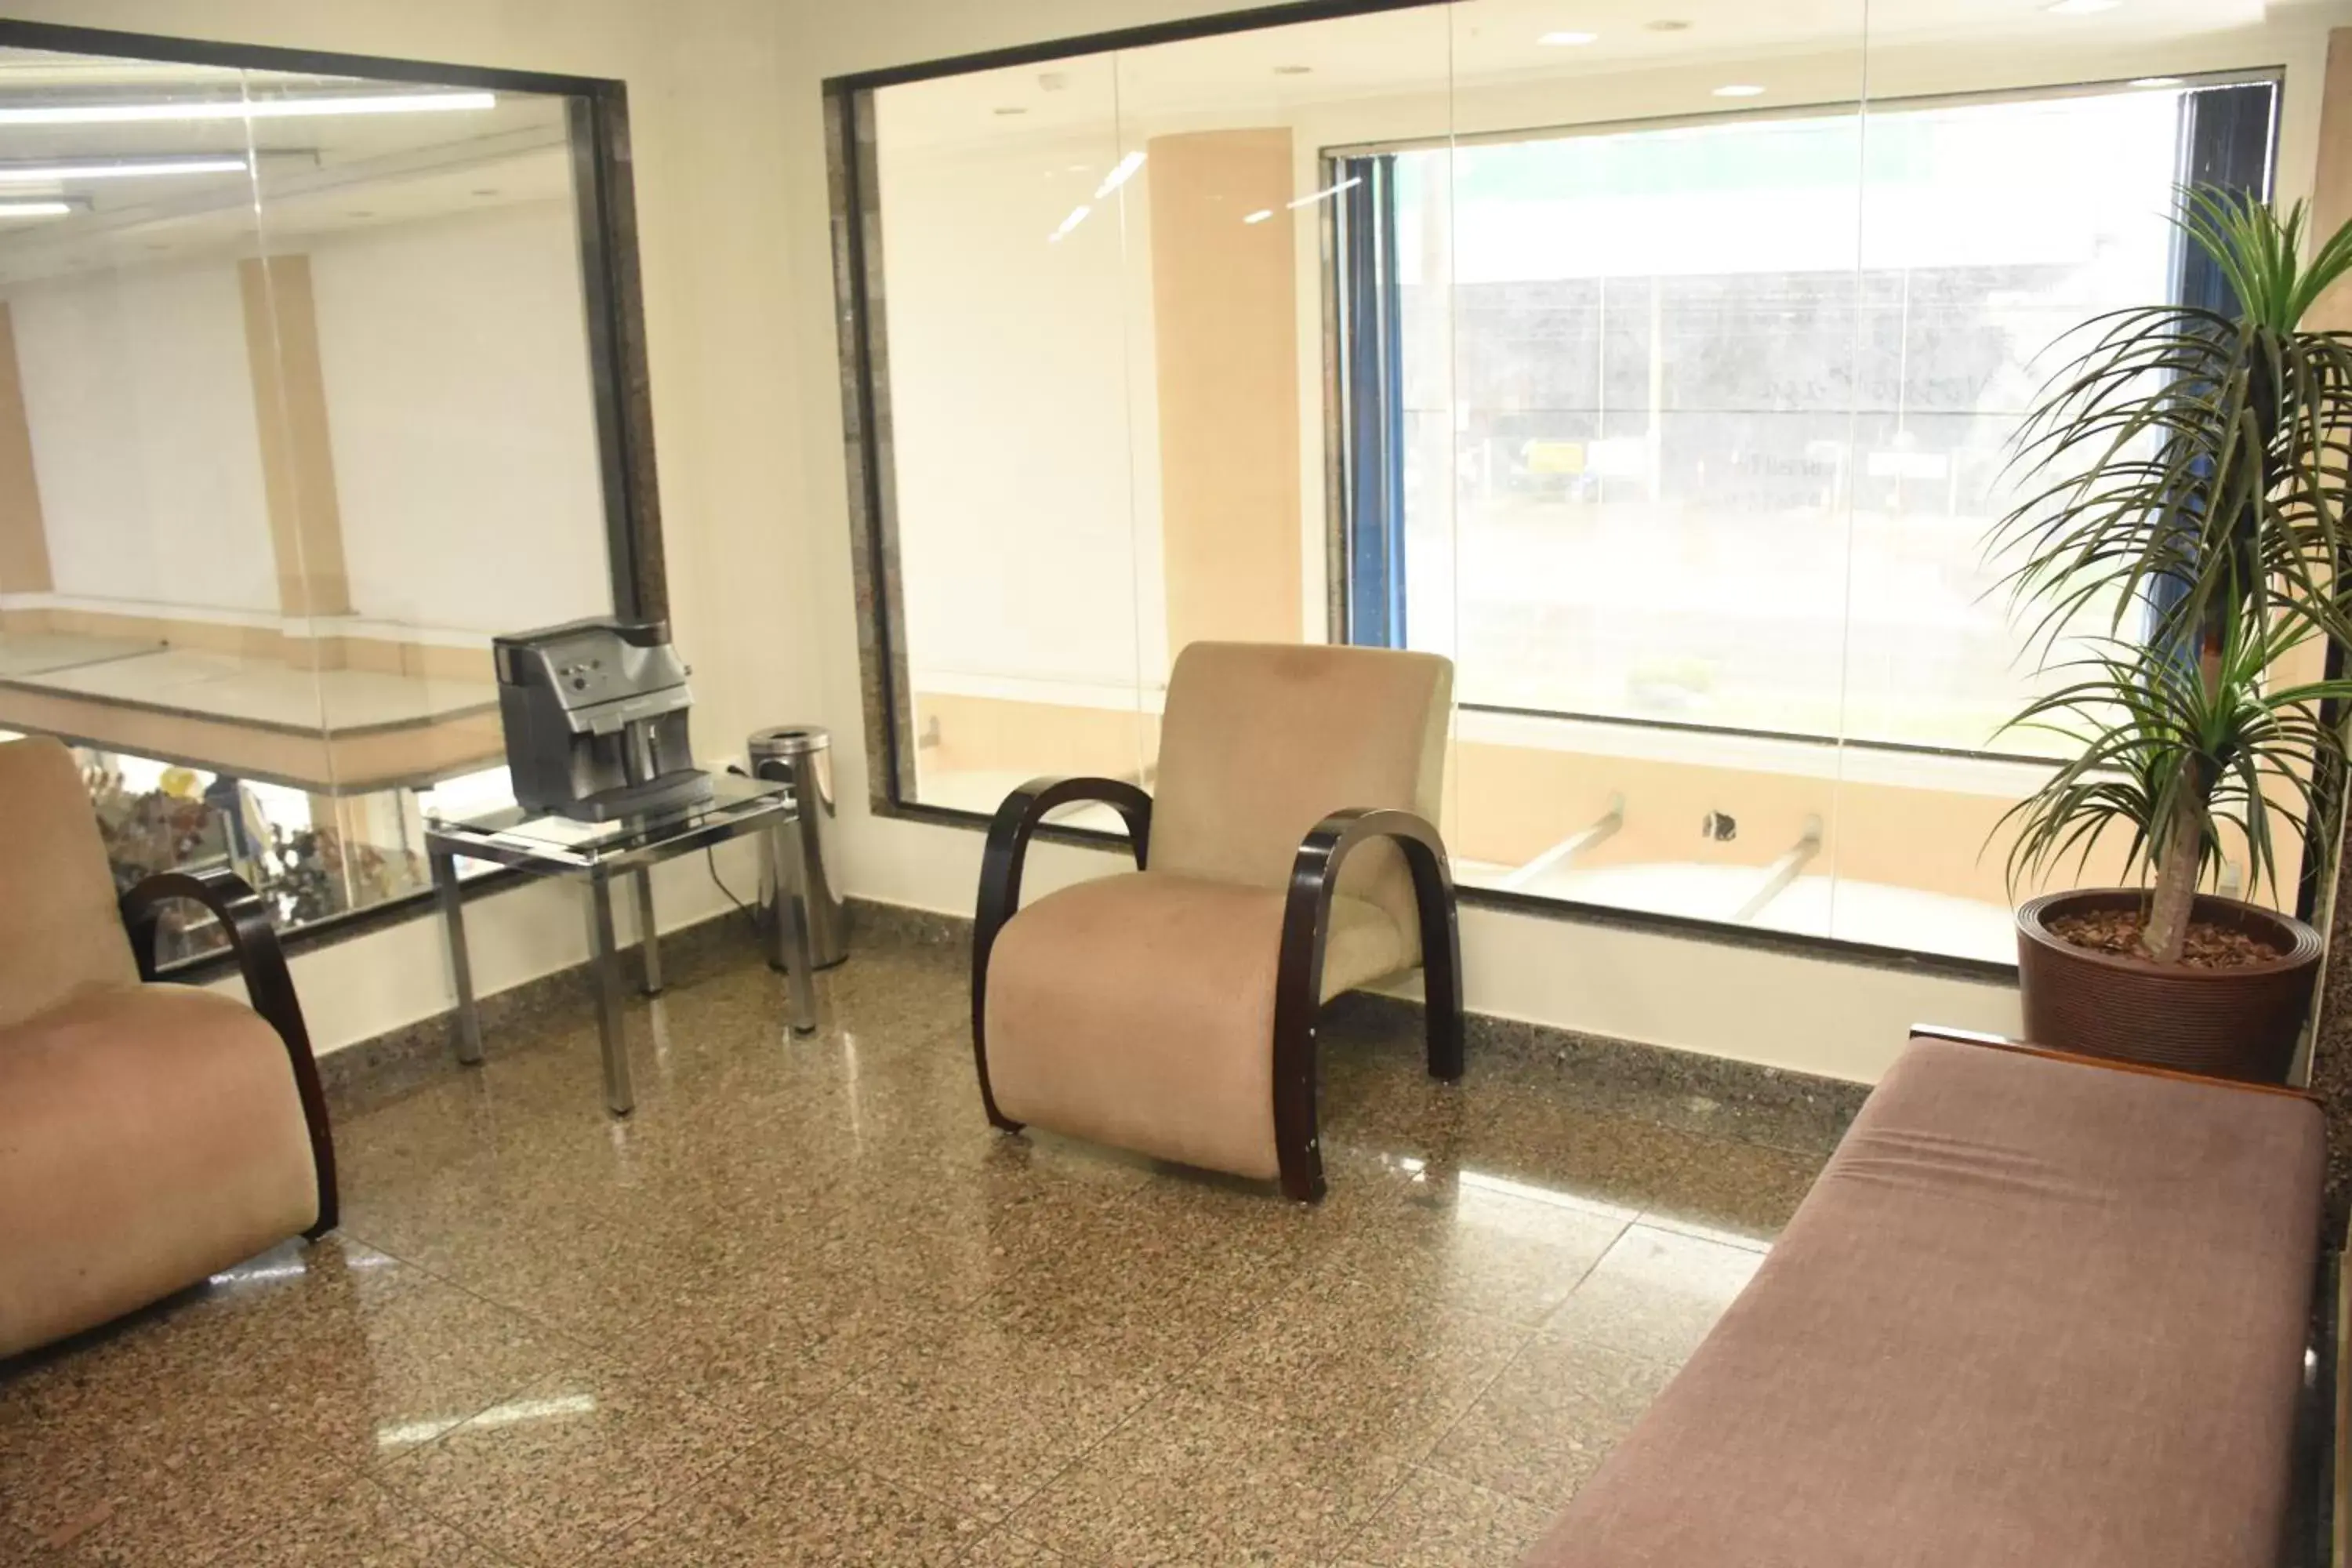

[971,641,1461,1201]
[0,735,335,1359]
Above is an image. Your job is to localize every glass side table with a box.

[424,771,818,1115]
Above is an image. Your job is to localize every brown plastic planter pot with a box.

[2015,888,2323,1084]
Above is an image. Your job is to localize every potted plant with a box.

[1993,189,2352,1083]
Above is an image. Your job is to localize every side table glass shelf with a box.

[424,771,818,1115]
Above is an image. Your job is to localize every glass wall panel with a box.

[873,56,1145,825]
[847,0,2329,964]
[0,46,619,960]
[1432,0,1867,942]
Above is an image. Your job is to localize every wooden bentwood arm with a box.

[1272,808,1463,1203]
[121,868,339,1238]
[971,776,1153,1132]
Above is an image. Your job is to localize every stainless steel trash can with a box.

[749,725,848,968]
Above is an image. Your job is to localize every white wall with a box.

[310,200,612,636]
[10,260,278,616]
[877,121,1167,695]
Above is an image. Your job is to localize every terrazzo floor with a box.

[0,925,1839,1567]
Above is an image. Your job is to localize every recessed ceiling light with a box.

[2043,0,2119,13]
[2129,75,2183,87]
[1273,64,1314,74]
[1645,19,1691,31]
[1539,31,1599,45]
[1713,83,1765,97]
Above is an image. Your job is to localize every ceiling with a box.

[877,0,2335,147]
[0,49,576,285]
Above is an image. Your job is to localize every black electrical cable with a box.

[706,845,762,935]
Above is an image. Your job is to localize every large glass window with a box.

[1368,82,2267,751]
[836,0,2316,965]
[0,32,647,964]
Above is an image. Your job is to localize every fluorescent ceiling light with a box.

[0,200,74,218]
[1047,202,1091,242]
[0,155,250,183]
[2042,0,2119,13]
[1287,176,1362,209]
[1242,208,1274,224]
[0,89,495,126]
[1539,30,1599,45]
[2129,75,2183,87]
[1093,151,1145,199]
[1713,83,1766,98]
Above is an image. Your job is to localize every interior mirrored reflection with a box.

[863,0,2314,964]
[0,49,612,960]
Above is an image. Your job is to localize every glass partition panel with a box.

[0,43,626,960]
[873,54,1146,823]
[1431,0,1867,941]
[841,0,2330,964]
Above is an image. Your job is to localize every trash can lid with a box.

[748,725,830,756]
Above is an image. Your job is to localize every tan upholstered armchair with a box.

[0,735,336,1359]
[971,641,1461,1201]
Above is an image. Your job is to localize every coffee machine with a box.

[493,618,714,822]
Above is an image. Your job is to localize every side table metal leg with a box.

[434,850,484,1066]
[764,822,819,1036]
[586,873,634,1115]
[634,866,662,996]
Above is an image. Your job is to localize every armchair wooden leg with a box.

[1421,882,1465,1085]
[1276,808,1462,1204]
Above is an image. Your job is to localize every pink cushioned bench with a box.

[1523,1029,2325,1568]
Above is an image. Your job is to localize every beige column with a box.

[2310,29,2352,332]
[238,255,352,641]
[1146,129,1305,655]
[0,301,54,630]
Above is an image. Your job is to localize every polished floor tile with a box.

[1338,1466,1559,1568]
[377,1355,759,1566]
[0,930,1828,1566]
[600,1434,982,1565]
[1012,1384,1410,1566]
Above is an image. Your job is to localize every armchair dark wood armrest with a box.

[1272,807,1464,1202]
[971,776,1153,1131]
[121,868,339,1236]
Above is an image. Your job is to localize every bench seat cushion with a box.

[1523,1037,2325,1568]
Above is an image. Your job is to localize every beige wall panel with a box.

[0,303,53,597]
[239,256,353,622]
[1148,129,1304,656]
[2310,29,2352,332]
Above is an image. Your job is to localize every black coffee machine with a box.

[493,618,714,822]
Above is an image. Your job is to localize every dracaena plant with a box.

[1991,189,2352,963]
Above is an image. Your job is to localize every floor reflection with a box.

[0,929,1824,1566]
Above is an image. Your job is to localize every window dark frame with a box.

[825,0,2296,984]
[0,19,666,978]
